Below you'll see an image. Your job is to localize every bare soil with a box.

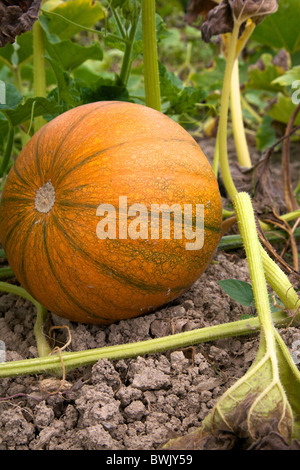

[0,138,299,450]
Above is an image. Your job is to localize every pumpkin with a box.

[0,101,222,324]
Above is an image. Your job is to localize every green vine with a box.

[141,0,161,112]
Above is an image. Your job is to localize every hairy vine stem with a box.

[141,0,161,112]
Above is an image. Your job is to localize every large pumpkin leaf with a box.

[256,115,277,151]
[4,96,63,127]
[251,0,300,55]
[267,93,300,125]
[40,0,106,41]
[0,83,62,127]
[45,40,103,71]
[0,31,33,68]
[0,83,23,111]
[247,54,286,93]
[159,62,208,115]
[272,65,300,87]
[45,56,81,107]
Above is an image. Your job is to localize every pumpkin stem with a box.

[141,0,161,112]
[35,180,55,213]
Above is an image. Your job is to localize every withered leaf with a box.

[228,156,286,216]
[185,0,220,24]
[201,1,233,42]
[229,0,278,25]
[200,0,278,43]
[0,0,42,48]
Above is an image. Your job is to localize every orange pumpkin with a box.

[0,101,222,324]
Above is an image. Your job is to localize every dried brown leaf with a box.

[0,0,42,47]
[200,0,278,42]
[201,1,234,42]
[162,393,300,450]
[229,0,278,25]
[185,0,220,24]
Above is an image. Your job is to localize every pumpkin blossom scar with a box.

[35,180,56,213]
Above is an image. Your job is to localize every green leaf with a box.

[131,13,169,61]
[252,0,300,54]
[247,54,286,93]
[190,57,226,92]
[79,76,130,104]
[0,83,23,111]
[159,62,183,103]
[268,93,300,125]
[40,0,106,41]
[256,115,277,152]
[274,330,300,439]
[158,63,208,115]
[14,31,34,65]
[171,87,207,114]
[45,39,103,71]
[0,31,33,68]
[218,279,255,306]
[1,96,63,127]
[46,56,81,107]
[272,65,300,87]
[0,43,14,67]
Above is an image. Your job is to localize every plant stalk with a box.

[260,246,300,313]
[233,193,279,359]
[141,0,161,112]
[231,59,252,168]
[218,22,240,199]
[0,309,291,378]
[119,15,139,86]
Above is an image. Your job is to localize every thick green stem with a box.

[0,310,291,378]
[233,192,275,349]
[231,59,252,168]
[0,114,14,177]
[217,19,299,318]
[260,246,300,314]
[141,0,161,112]
[33,5,47,132]
[240,94,262,124]
[212,127,220,176]
[218,22,240,199]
